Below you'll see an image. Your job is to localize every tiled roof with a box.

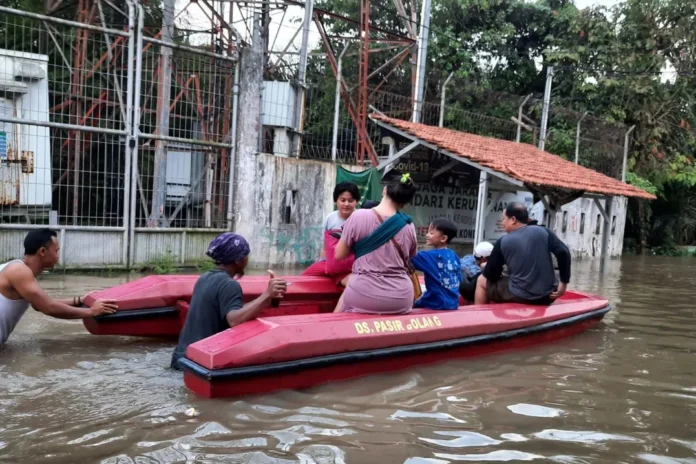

[372,115,656,200]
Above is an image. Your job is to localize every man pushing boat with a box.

[171,232,287,370]
[0,229,118,346]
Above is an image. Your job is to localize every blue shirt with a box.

[411,248,461,310]
[460,254,481,279]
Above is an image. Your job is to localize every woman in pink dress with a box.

[334,175,418,315]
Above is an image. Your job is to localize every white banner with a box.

[402,184,532,244]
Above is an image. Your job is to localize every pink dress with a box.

[340,209,418,314]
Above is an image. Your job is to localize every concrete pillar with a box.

[473,171,488,247]
[600,196,613,271]
[233,14,264,241]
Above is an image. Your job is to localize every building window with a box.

[283,189,298,224]
[611,215,617,235]
[562,211,568,233]
[580,213,585,234]
[595,214,601,235]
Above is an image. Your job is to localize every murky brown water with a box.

[1,257,696,463]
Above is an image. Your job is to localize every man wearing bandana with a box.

[170,232,287,369]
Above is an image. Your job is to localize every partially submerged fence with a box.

[0,3,238,268]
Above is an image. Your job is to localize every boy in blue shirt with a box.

[411,218,461,310]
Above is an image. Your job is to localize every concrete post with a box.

[233,13,264,240]
[129,3,145,267]
[292,0,314,157]
[122,0,135,265]
[412,0,431,123]
[473,171,488,246]
[438,72,454,127]
[516,94,532,143]
[331,43,350,162]
[226,61,240,230]
[600,196,613,271]
[538,66,553,151]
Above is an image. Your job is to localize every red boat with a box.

[83,275,610,398]
[82,275,345,338]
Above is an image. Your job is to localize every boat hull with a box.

[82,274,611,398]
[180,305,609,398]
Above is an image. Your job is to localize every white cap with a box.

[473,241,494,259]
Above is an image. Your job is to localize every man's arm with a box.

[547,230,571,284]
[482,240,505,282]
[225,271,286,328]
[7,265,117,319]
[56,297,83,306]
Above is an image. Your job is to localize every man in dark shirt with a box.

[171,232,287,369]
[475,202,571,305]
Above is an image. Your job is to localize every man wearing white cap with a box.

[459,241,494,302]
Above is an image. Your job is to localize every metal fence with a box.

[291,83,521,164]
[0,2,629,268]
[292,77,626,181]
[0,2,238,268]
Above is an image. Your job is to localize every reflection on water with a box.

[1,256,696,463]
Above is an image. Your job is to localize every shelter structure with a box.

[371,114,656,266]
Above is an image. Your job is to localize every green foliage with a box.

[626,173,658,196]
[194,259,217,273]
[139,249,178,274]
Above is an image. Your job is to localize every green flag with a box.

[336,166,383,205]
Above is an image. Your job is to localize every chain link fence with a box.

[0,2,239,268]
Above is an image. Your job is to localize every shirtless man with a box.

[0,228,117,345]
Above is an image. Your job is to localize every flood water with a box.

[1,256,696,463]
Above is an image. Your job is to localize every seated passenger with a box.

[334,174,418,315]
[460,241,494,280]
[411,218,461,310]
[171,233,287,370]
[475,202,571,305]
[302,181,360,281]
[458,241,494,303]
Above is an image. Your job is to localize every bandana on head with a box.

[206,232,250,265]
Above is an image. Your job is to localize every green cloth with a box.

[336,166,383,206]
[353,212,412,259]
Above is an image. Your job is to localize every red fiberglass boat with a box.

[83,275,611,398]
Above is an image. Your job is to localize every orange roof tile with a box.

[372,114,656,200]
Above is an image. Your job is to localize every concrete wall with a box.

[531,196,627,258]
[234,153,360,268]
[232,155,629,267]
[0,226,222,269]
